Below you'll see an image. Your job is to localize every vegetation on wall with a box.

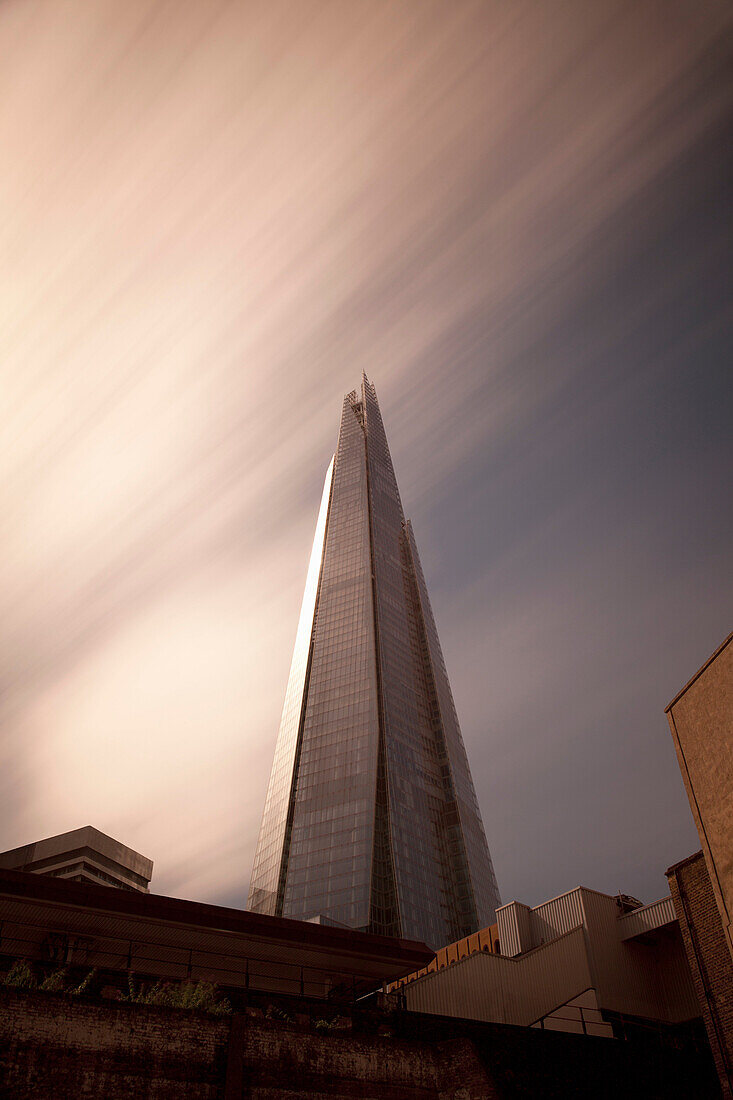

[0,962,231,1015]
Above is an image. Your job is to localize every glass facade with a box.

[248,378,501,946]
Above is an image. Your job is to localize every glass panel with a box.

[247,457,334,915]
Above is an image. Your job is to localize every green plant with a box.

[173,980,231,1016]
[39,968,68,992]
[2,960,37,989]
[121,975,231,1015]
[138,981,176,1007]
[71,968,99,997]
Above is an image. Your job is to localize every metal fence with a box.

[0,917,377,1004]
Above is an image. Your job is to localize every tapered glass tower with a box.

[248,377,500,947]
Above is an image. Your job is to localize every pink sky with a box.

[1,0,730,907]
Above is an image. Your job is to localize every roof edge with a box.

[665,850,704,877]
[0,867,433,965]
[665,632,733,713]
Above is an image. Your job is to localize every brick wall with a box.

[0,985,720,1099]
[0,988,230,1099]
[668,851,733,1098]
[236,1021,492,1098]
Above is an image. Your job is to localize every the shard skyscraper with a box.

[248,377,500,947]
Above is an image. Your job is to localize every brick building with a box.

[666,632,733,959]
[667,852,733,1097]
[665,632,733,1098]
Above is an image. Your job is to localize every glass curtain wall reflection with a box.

[248,377,500,947]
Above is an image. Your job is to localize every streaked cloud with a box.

[0,0,730,907]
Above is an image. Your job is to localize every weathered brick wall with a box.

[0,985,720,1099]
[0,988,230,1099]
[236,1021,489,1098]
[0,991,495,1100]
[668,851,733,1098]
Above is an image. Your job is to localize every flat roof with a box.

[0,868,433,983]
[0,826,153,880]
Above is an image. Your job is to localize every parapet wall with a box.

[0,988,230,1098]
[0,986,720,1099]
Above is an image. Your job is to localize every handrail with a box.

[0,922,378,1003]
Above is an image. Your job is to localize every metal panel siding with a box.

[410,885,700,1027]
[529,888,585,947]
[496,904,518,957]
[496,902,532,957]
[578,887,697,1022]
[403,926,591,1025]
[498,889,587,956]
[617,896,677,939]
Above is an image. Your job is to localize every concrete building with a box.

[248,377,500,946]
[0,826,153,893]
[665,632,733,1097]
[397,884,700,1039]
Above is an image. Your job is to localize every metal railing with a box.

[0,918,377,1004]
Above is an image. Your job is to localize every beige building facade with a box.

[665,631,733,1097]
[666,631,733,959]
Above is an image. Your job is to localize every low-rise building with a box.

[667,851,733,1097]
[0,866,432,999]
[0,826,153,893]
[665,632,733,1097]
[666,632,732,962]
[397,884,699,1038]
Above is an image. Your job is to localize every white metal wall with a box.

[617,895,676,940]
[496,901,533,957]
[413,886,699,1027]
[578,888,698,1023]
[403,925,591,1025]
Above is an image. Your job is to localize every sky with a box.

[0,0,731,914]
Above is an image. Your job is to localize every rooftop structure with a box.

[0,826,153,893]
[0,866,432,1000]
[397,883,699,1038]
